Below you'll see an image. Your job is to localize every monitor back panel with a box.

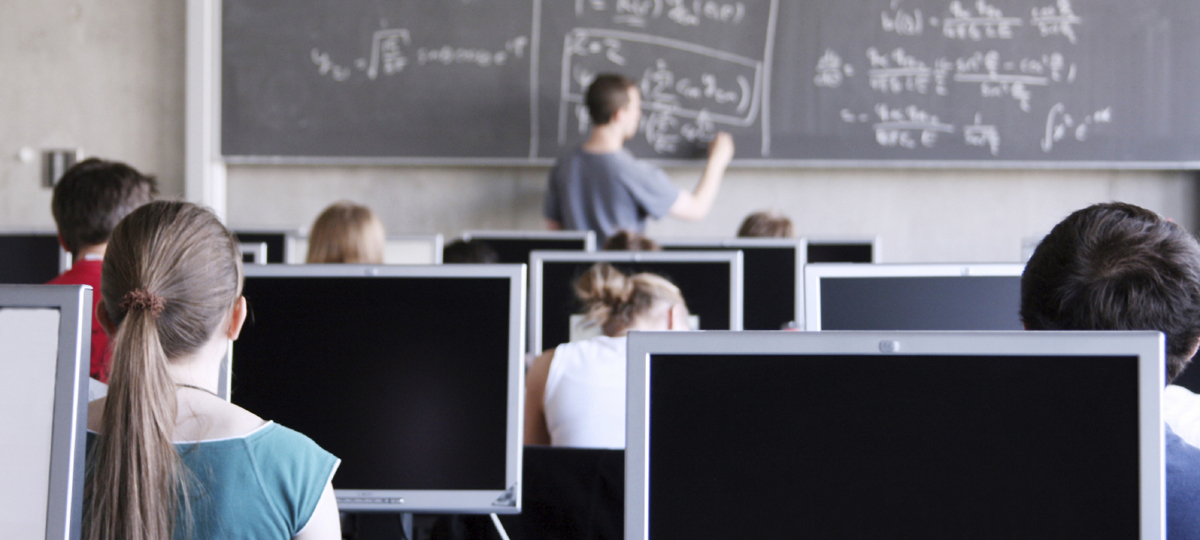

[233,232,291,264]
[0,234,64,284]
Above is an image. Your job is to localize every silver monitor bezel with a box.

[802,235,882,263]
[625,330,1165,540]
[528,251,744,354]
[237,242,269,265]
[0,284,92,540]
[803,262,1026,331]
[233,264,525,513]
[659,238,806,329]
[461,230,598,253]
[231,228,304,265]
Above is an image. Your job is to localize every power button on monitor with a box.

[879,340,900,353]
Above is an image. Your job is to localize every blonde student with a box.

[525,263,689,449]
[306,201,385,264]
[85,201,341,540]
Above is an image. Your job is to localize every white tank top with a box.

[543,335,627,449]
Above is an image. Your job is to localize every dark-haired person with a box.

[442,239,500,264]
[1021,202,1200,540]
[48,157,157,382]
[86,201,340,540]
[543,73,735,244]
[601,229,661,252]
[525,263,689,448]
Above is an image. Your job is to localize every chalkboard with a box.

[221,0,1200,167]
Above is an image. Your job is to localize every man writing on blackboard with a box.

[543,74,735,243]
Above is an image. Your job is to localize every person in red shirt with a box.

[47,158,157,382]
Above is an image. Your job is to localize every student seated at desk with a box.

[306,201,385,264]
[86,202,340,540]
[48,158,157,382]
[525,263,689,449]
[1020,202,1200,540]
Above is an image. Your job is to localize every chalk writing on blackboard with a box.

[558,28,764,153]
[1041,103,1112,152]
[964,113,1001,155]
[309,28,529,83]
[575,0,748,28]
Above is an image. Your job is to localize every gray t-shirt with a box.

[543,147,680,241]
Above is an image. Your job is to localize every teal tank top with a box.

[87,422,339,539]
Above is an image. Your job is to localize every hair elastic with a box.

[121,289,166,317]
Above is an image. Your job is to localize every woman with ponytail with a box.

[525,263,689,448]
[84,201,341,540]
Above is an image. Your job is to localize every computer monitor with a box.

[0,232,70,284]
[234,230,299,264]
[660,238,804,330]
[230,265,524,513]
[625,330,1164,540]
[529,251,742,354]
[290,234,444,265]
[460,230,596,265]
[804,236,880,263]
[239,242,269,265]
[804,263,1025,331]
[0,284,91,540]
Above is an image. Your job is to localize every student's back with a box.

[1021,202,1200,540]
[47,158,156,382]
[84,201,341,540]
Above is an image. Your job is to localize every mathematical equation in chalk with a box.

[310,27,529,82]
[880,0,1081,43]
[559,28,765,154]
[839,103,1111,155]
[575,0,748,29]
[817,48,1076,112]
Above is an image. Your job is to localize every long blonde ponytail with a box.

[84,201,243,540]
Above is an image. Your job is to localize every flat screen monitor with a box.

[805,263,1025,331]
[625,330,1164,540]
[231,265,524,513]
[660,238,804,330]
[0,284,91,540]
[239,242,268,265]
[460,230,596,265]
[0,232,69,284]
[804,236,879,263]
[290,234,443,265]
[234,230,298,264]
[529,251,742,354]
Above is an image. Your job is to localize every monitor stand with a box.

[340,512,511,540]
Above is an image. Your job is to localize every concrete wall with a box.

[2,0,1196,264]
[226,165,1197,263]
[0,0,186,230]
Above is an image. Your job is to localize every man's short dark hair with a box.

[586,74,637,126]
[443,240,499,264]
[1021,202,1200,382]
[51,158,158,255]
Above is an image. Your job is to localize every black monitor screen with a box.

[232,276,512,490]
[478,238,588,265]
[808,242,874,263]
[539,260,732,351]
[234,233,288,264]
[662,245,796,330]
[648,353,1140,539]
[819,276,1022,330]
[0,235,61,284]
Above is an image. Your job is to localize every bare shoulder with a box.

[174,394,267,441]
